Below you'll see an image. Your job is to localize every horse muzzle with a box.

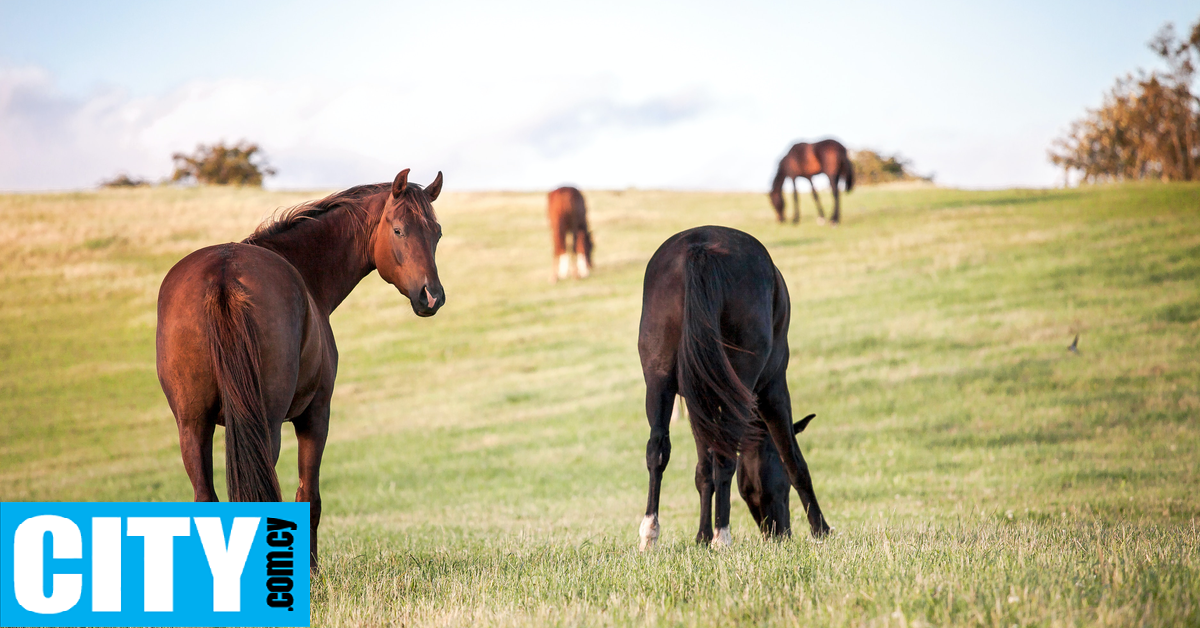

[411,284,444,317]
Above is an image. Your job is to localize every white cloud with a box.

[0,65,156,189]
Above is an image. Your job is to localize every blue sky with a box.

[1,0,1196,191]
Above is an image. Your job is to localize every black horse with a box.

[636,226,830,549]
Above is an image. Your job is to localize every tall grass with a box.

[1,182,1197,626]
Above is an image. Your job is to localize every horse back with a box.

[156,243,327,425]
[787,139,849,177]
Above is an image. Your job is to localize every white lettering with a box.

[91,518,121,612]
[195,517,260,612]
[126,517,190,612]
[13,515,82,614]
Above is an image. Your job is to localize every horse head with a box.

[373,169,445,317]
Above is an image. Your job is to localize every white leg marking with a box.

[557,253,570,280]
[576,255,590,278]
[817,216,827,225]
[638,514,660,551]
[713,526,733,549]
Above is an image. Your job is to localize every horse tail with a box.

[843,154,855,192]
[205,274,281,502]
[676,241,758,459]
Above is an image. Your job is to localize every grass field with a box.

[1,182,1198,626]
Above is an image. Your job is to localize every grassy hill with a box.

[1,182,1197,626]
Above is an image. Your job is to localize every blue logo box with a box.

[1,502,309,627]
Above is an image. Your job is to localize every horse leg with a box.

[693,441,714,545]
[292,400,329,571]
[640,373,676,551]
[574,230,590,278]
[831,172,841,225]
[176,410,219,502]
[791,178,800,224]
[810,177,826,224]
[759,373,831,538]
[551,223,568,283]
[710,452,737,548]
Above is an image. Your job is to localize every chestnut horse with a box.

[769,139,855,224]
[736,413,815,539]
[547,186,593,281]
[156,170,445,569]
[636,226,830,550]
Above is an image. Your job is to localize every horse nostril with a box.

[424,286,438,309]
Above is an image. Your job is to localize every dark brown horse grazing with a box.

[769,139,855,225]
[155,169,445,569]
[547,186,593,281]
[736,413,816,539]
[636,226,830,550]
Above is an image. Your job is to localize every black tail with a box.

[843,155,855,192]
[205,276,281,502]
[676,241,758,458]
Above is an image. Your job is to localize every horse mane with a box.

[243,181,438,245]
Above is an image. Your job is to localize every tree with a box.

[1049,18,1200,183]
[850,149,932,185]
[171,141,277,187]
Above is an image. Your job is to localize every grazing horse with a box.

[735,413,816,538]
[769,139,855,225]
[547,186,593,281]
[156,169,445,570]
[636,226,830,550]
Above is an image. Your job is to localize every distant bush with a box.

[1049,18,1200,183]
[171,141,277,187]
[851,150,932,185]
[99,173,149,188]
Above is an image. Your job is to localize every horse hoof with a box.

[712,527,733,549]
[638,515,660,551]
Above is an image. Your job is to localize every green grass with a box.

[1,182,1198,626]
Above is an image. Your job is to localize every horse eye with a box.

[393,227,404,237]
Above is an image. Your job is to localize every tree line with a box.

[1049,18,1200,183]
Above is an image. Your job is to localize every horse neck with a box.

[253,196,384,315]
[771,164,788,193]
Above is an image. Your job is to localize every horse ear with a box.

[392,169,411,198]
[426,171,443,201]
[793,413,816,434]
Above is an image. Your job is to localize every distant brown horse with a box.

[636,226,830,550]
[769,139,855,224]
[547,186,593,281]
[156,169,444,570]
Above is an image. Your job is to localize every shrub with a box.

[851,150,931,185]
[99,173,149,188]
